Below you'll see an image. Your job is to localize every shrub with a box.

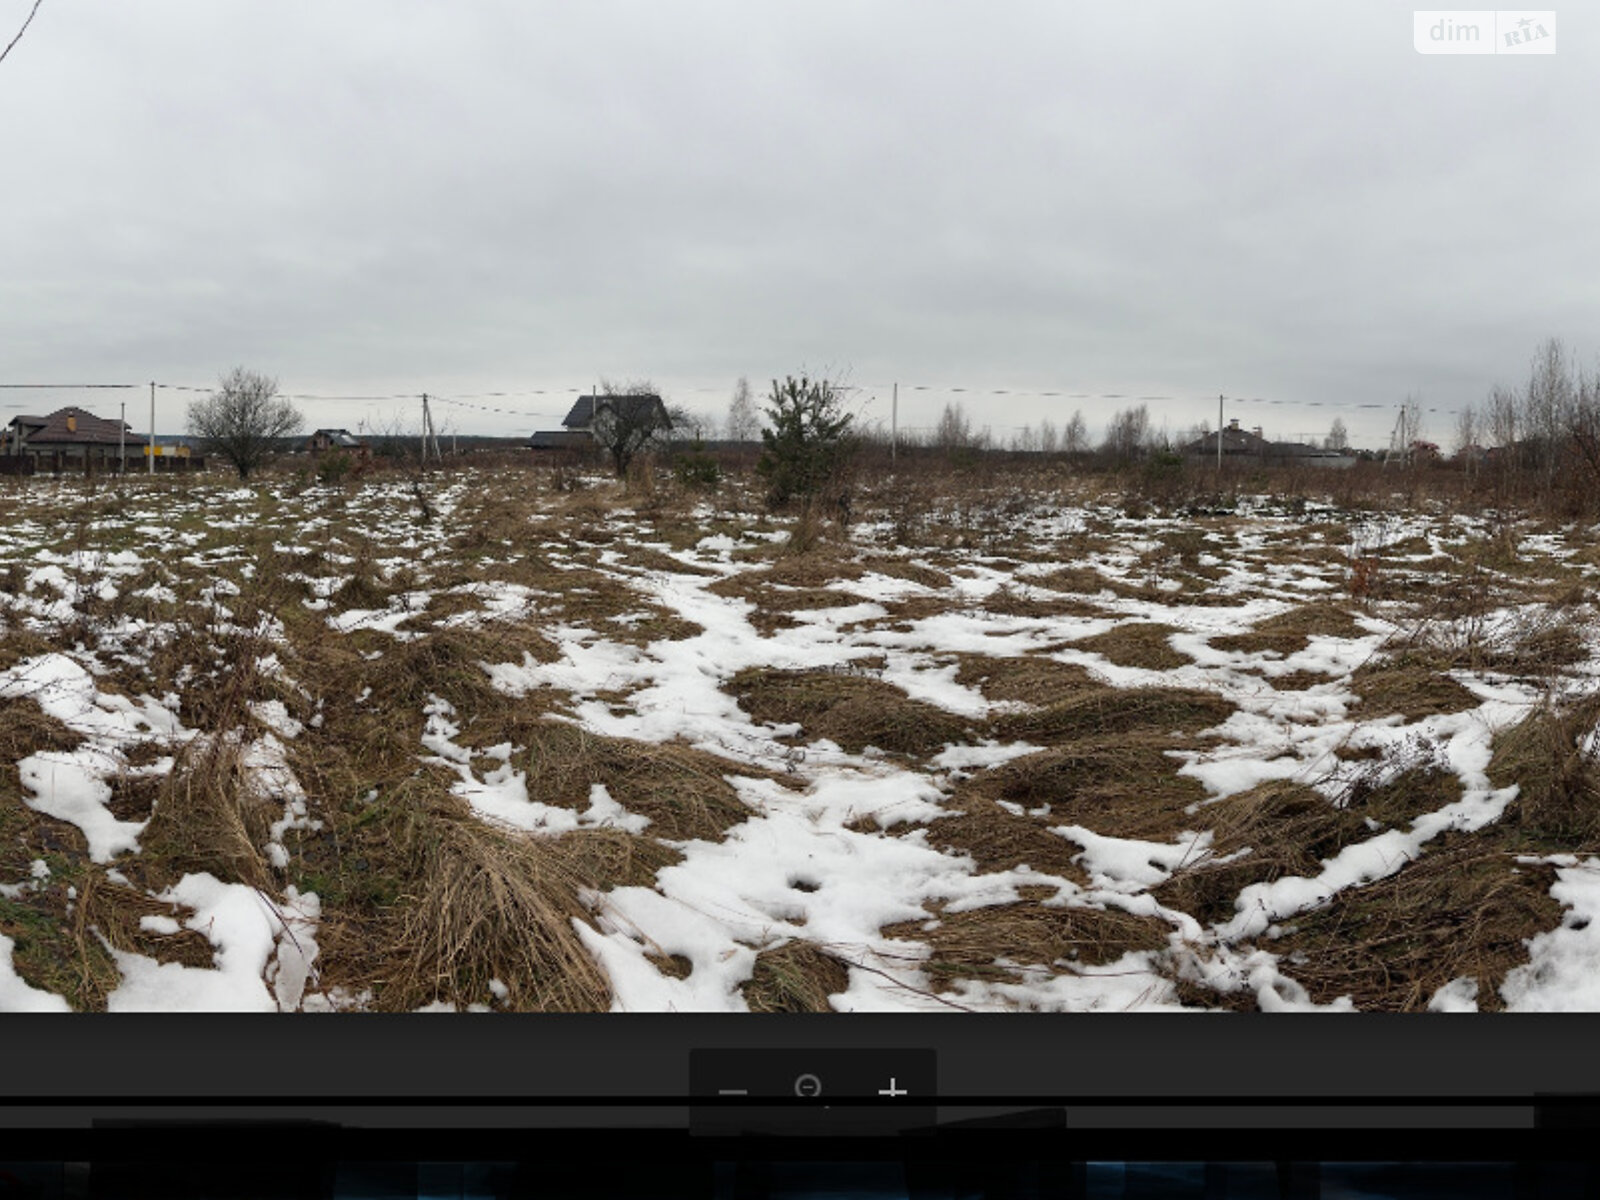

[756,375,858,510]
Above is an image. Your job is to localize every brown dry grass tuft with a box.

[1152,781,1370,928]
[1348,654,1481,722]
[1487,696,1600,850]
[1341,765,1461,830]
[557,826,685,890]
[1264,834,1564,1011]
[741,940,850,1012]
[982,587,1108,619]
[705,574,873,634]
[1072,622,1191,670]
[1033,565,1117,597]
[0,698,83,764]
[990,685,1233,745]
[139,737,277,891]
[0,871,121,1011]
[374,775,613,1012]
[924,793,1092,886]
[950,654,1098,705]
[1210,603,1367,656]
[967,739,1210,841]
[730,667,975,758]
[882,900,1170,995]
[860,559,953,590]
[0,626,58,674]
[83,875,215,969]
[506,719,753,842]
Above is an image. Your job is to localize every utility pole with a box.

[1217,394,1223,472]
[420,394,429,462]
[891,382,897,465]
[148,382,155,475]
[119,400,126,478]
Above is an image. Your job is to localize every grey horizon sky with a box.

[2,1,1594,448]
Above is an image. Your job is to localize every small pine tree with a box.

[756,375,857,509]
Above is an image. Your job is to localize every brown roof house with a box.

[4,407,148,475]
[305,428,370,459]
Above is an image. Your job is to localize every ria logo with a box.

[1413,10,1556,53]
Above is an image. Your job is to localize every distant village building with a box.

[305,428,370,459]
[3,406,148,475]
[529,393,672,450]
[1182,418,1355,469]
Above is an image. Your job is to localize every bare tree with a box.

[187,367,303,479]
[1453,403,1480,474]
[936,402,975,451]
[726,376,759,442]
[1100,403,1150,460]
[591,378,673,476]
[1324,417,1349,451]
[1398,393,1424,455]
[1062,410,1089,455]
[1038,418,1059,455]
[1527,336,1575,490]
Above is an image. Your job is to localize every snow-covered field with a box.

[4,465,1600,1011]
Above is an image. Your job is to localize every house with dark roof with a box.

[4,407,148,475]
[529,393,672,451]
[305,428,370,459]
[561,394,671,435]
[1183,419,1271,459]
[1182,419,1354,468]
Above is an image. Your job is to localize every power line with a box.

[0,0,45,69]
[0,378,1477,421]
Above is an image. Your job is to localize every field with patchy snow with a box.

[4,462,1600,1012]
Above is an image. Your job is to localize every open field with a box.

[4,460,1600,1011]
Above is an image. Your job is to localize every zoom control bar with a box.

[690,1049,936,1134]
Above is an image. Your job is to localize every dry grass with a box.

[1264,836,1564,1011]
[882,899,1171,995]
[705,573,873,634]
[1071,622,1191,670]
[139,737,277,892]
[0,626,58,674]
[1487,696,1600,850]
[923,793,1093,885]
[990,685,1234,745]
[966,739,1210,841]
[730,667,976,758]
[1348,654,1482,721]
[300,769,612,1012]
[0,698,83,764]
[1152,781,1370,928]
[981,587,1108,619]
[740,940,851,1012]
[1210,603,1367,656]
[950,654,1098,705]
[501,719,754,842]
[377,777,612,1012]
[83,874,215,969]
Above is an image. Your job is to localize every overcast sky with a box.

[2,2,1594,447]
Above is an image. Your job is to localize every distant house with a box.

[3,407,148,475]
[560,393,671,438]
[1183,419,1271,459]
[528,393,673,452]
[305,428,370,459]
[527,430,593,451]
[1182,419,1354,468]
